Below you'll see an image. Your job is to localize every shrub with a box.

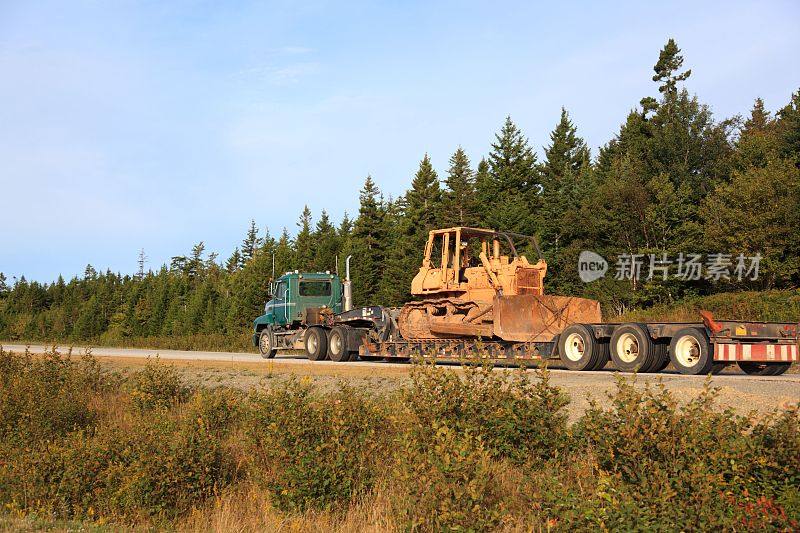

[2,409,237,520]
[0,348,99,446]
[245,379,390,512]
[392,422,506,531]
[573,377,800,530]
[401,361,569,465]
[129,357,190,411]
[183,387,246,439]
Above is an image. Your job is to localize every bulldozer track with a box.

[397,298,483,340]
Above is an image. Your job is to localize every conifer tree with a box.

[735,98,779,170]
[744,98,771,133]
[776,89,800,165]
[274,228,295,276]
[442,147,477,227]
[351,176,386,304]
[225,248,241,273]
[540,108,591,254]
[0,273,8,298]
[375,196,411,306]
[337,212,353,276]
[294,206,315,270]
[474,157,491,226]
[240,220,262,267]
[484,117,540,234]
[652,38,691,96]
[313,209,338,272]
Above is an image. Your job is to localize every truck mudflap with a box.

[714,342,798,363]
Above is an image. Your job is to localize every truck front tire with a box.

[258,328,277,359]
[305,327,329,361]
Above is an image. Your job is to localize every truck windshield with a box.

[299,281,331,297]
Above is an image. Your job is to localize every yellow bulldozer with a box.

[397,227,601,342]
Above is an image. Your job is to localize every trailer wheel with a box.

[558,324,604,371]
[737,362,791,376]
[651,341,670,372]
[669,328,713,375]
[328,326,350,362]
[610,323,657,373]
[590,341,611,371]
[258,328,277,359]
[711,363,728,375]
[305,327,328,361]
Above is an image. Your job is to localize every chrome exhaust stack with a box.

[343,255,353,312]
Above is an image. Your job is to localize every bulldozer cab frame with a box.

[412,227,546,299]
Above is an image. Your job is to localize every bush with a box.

[2,408,237,520]
[401,361,569,465]
[573,377,800,530]
[391,422,507,531]
[0,348,100,446]
[129,357,190,411]
[245,379,390,512]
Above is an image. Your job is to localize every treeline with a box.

[1,39,799,346]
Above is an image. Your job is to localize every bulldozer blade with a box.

[493,294,601,343]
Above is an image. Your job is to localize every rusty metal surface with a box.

[428,319,494,337]
[397,298,481,340]
[493,294,602,343]
[361,337,555,361]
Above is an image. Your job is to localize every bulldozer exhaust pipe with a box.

[343,255,353,311]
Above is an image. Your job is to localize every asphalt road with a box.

[3,342,799,381]
[4,343,798,418]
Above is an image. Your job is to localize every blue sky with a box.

[1,1,798,283]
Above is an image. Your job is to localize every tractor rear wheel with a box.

[305,327,328,361]
[328,326,351,362]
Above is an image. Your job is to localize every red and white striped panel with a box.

[714,343,799,362]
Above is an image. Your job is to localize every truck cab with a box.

[254,272,343,333]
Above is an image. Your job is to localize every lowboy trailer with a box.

[360,311,799,376]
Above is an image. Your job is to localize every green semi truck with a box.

[252,260,396,362]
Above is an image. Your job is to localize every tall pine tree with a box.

[484,117,540,234]
[294,206,315,270]
[442,147,477,227]
[350,176,386,305]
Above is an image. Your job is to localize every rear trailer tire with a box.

[651,342,670,372]
[558,324,604,371]
[327,326,350,362]
[610,323,657,373]
[669,328,713,375]
[738,362,791,376]
[711,363,728,375]
[590,341,611,370]
[305,327,329,361]
[258,328,277,359]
